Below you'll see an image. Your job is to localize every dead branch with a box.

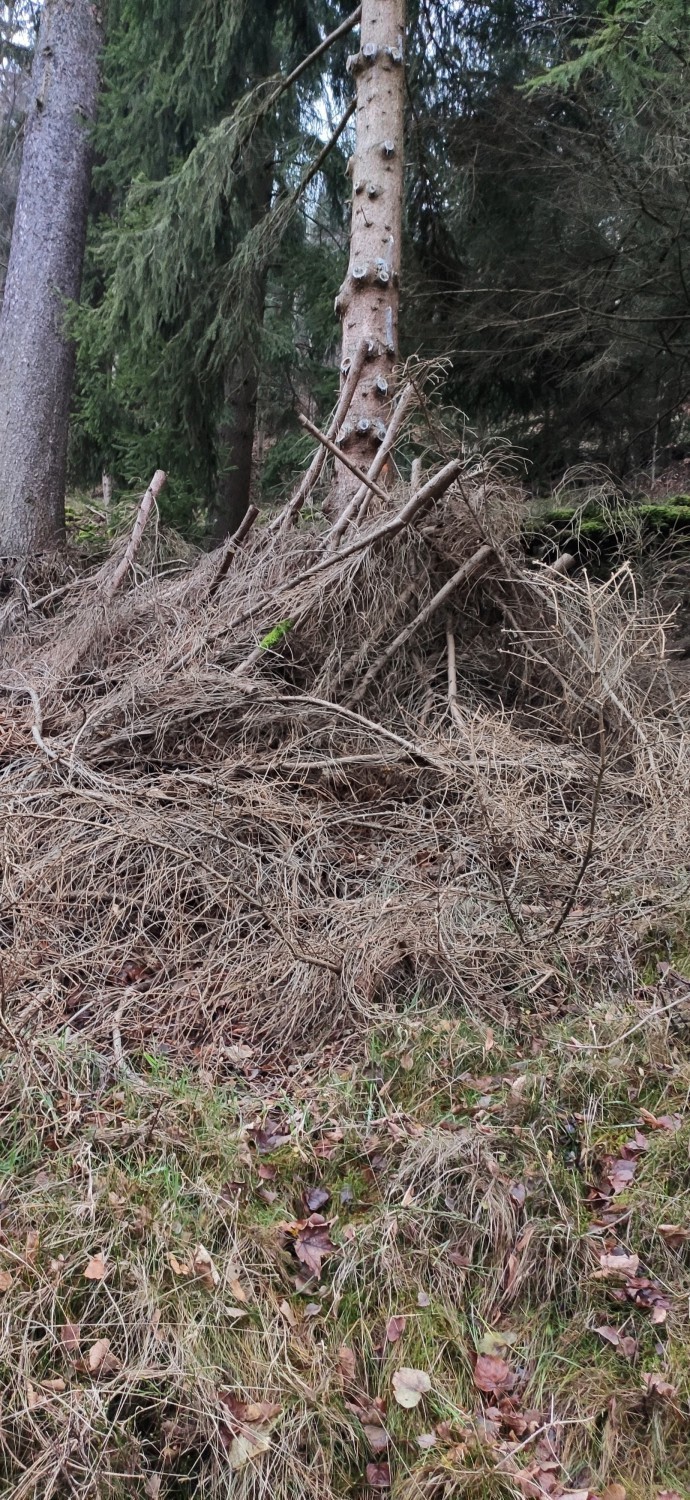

[297,414,390,506]
[208,505,259,597]
[103,470,167,599]
[273,338,370,531]
[327,381,417,547]
[348,543,492,706]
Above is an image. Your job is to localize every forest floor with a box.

[1,464,689,1500]
[1,962,689,1500]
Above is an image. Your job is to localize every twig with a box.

[569,988,690,1051]
[550,577,607,937]
[348,544,492,707]
[208,505,259,597]
[273,338,370,531]
[103,470,167,598]
[297,414,390,505]
[0,680,57,761]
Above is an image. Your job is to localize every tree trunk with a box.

[332,0,405,513]
[211,150,273,542]
[0,0,103,557]
[213,342,262,543]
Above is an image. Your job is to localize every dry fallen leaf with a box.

[338,1345,356,1383]
[60,1322,81,1356]
[278,1298,296,1328]
[392,1367,431,1409]
[385,1315,406,1344]
[658,1224,690,1250]
[25,1229,39,1265]
[365,1461,391,1488]
[417,1432,437,1450]
[228,1276,248,1303]
[363,1423,389,1454]
[305,1186,330,1213]
[417,1290,431,1308]
[0,1269,13,1293]
[192,1244,220,1290]
[226,1428,271,1470]
[601,1486,627,1500]
[597,1249,639,1277]
[224,1043,254,1066]
[41,1377,67,1393]
[84,1252,107,1282]
[293,1216,335,1278]
[168,1253,189,1277]
[642,1371,677,1399]
[400,1052,414,1071]
[87,1338,120,1375]
[473,1353,516,1394]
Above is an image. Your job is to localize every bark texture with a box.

[213,344,262,543]
[0,0,103,556]
[333,0,405,511]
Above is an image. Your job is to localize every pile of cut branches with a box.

[0,383,688,1065]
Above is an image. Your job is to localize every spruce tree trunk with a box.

[211,151,273,542]
[333,0,405,512]
[0,0,103,557]
[213,344,262,542]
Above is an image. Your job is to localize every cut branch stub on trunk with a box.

[332,0,405,514]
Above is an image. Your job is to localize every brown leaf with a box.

[84,1252,107,1282]
[338,1345,356,1384]
[191,1244,220,1290]
[278,1298,296,1327]
[60,1322,81,1356]
[168,1252,190,1276]
[618,1335,638,1361]
[365,1462,391,1488]
[305,1186,330,1213]
[117,959,147,985]
[0,1269,13,1293]
[226,1429,271,1469]
[41,1377,67,1392]
[258,1164,276,1181]
[601,1486,627,1500]
[25,1229,39,1265]
[363,1424,389,1454]
[595,1324,621,1347]
[642,1371,677,1399]
[658,1223,690,1250]
[417,1290,431,1307]
[224,1043,254,1066]
[392,1367,431,1408]
[597,1249,639,1277]
[228,1276,248,1303]
[417,1432,437,1450]
[400,1052,415,1071]
[244,1401,282,1423]
[293,1216,335,1277]
[509,1181,527,1208]
[656,1492,683,1500]
[385,1315,406,1344]
[250,1115,291,1153]
[639,1108,681,1132]
[87,1338,120,1375]
[473,1354,516,1394]
[607,1158,637,1194]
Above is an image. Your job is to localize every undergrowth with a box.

[0,979,688,1499]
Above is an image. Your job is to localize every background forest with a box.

[3,0,689,534]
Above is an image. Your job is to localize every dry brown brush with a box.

[0,430,688,1066]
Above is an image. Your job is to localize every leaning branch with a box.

[273,337,370,531]
[104,470,167,599]
[348,543,493,706]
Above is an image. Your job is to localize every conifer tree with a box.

[333,0,405,511]
[0,0,103,555]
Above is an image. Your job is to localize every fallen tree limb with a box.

[297,414,390,505]
[208,505,259,597]
[348,543,493,706]
[273,338,370,531]
[104,470,167,599]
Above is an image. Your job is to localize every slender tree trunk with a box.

[332,0,405,513]
[213,343,262,542]
[211,149,273,542]
[0,0,103,556]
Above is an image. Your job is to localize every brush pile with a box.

[0,394,688,1066]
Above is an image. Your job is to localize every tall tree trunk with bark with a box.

[0,0,103,556]
[212,154,273,542]
[332,0,405,512]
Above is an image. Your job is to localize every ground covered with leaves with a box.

[1,965,689,1500]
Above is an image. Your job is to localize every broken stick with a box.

[104,469,167,599]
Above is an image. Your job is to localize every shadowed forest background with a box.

[3,0,690,534]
